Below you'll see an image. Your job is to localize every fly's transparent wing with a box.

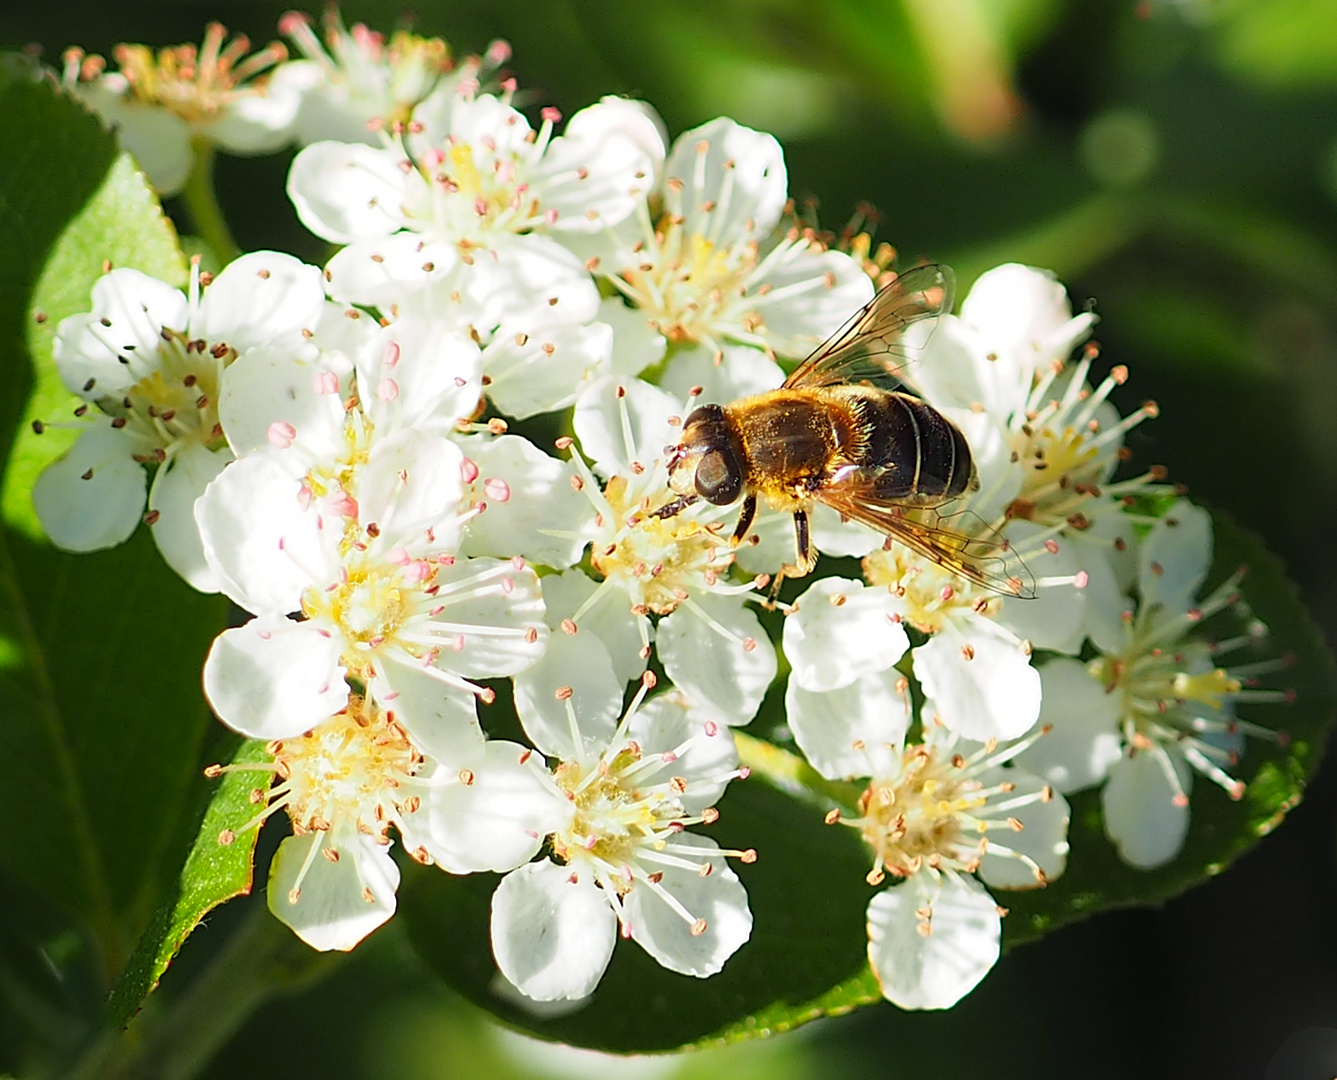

[783,264,955,392]
[818,480,1036,599]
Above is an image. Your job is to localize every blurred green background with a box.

[6,0,1337,1077]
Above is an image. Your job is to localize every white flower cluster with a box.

[32,8,1289,1015]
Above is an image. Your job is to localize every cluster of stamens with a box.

[607,150,837,358]
[827,729,1055,891]
[542,676,755,938]
[862,543,999,634]
[208,695,432,896]
[63,24,286,121]
[1094,570,1291,802]
[999,348,1168,530]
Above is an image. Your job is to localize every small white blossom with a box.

[32,252,325,589]
[287,92,654,327]
[206,694,553,951]
[492,672,754,1000]
[568,113,873,387]
[197,327,547,756]
[787,680,1068,1010]
[273,8,511,146]
[61,26,298,195]
[1015,501,1291,869]
[538,376,776,725]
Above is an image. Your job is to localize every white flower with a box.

[569,113,874,383]
[198,334,547,755]
[786,680,1068,1010]
[491,672,754,1000]
[206,694,553,951]
[287,93,654,324]
[539,376,776,725]
[32,252,325,589]
[273,9,511,147]
[905,262,1166,654]
[1014,501,1290,869]
[61,26,298,196]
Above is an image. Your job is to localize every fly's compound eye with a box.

[694,448,743,505]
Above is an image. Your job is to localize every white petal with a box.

[491,861,618,1001]
[783,578,908,692]
[538,570,646,684]
[598,297,667,377]
[55,269,189,395]
[355,319,482,434]
[472,234,602,329]
[562,96,668,177]
[976,770,1070,890]
[205,84,300,154]
[995,521,1085,654]
[659,343,785,405]
[426,741,571,873]
[866,872,1000,1010]
[624,836,751,977]
[537,103,657,233]
[749,248,874,358]
[513,631,621,762]
[427,557,548,679]
[195,453,326,613]
[960,264,1093,373]
[786,669,911,781]
[658,593,776,726]
[202,615,348,738]
[627,693,740,811]
[1102,745,1192,869]
[486,320,613,420]
[321,235,469,315]
[1138,500,1212,620]
[663,119,786,243]
[32,426,146,552]
[268,831,399,951]
[286,141,408,242]
[573,376,679,478]
[218,345,347,460]
[1013,657,1124,793]
[199,251,325,351]
[357,431,464,549]
[458,435,593,569]
[372,660,484,763]
[75,87,194,196]
[913,617,1040,741]
[147,443,231,592]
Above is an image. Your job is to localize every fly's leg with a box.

[765,508,819,608]
[650,493,699,520]
[729,493,757,547]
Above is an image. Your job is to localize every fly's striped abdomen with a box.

[858,391,973,503]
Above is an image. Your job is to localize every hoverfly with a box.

[656,264,1035,599]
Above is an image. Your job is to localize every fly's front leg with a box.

[729,493,757,547]
[650,493,699,520]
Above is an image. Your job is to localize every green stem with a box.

[181,140,240,265]
[734,731,864,810]
[62,901,345,1080]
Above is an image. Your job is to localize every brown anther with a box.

[217,829,236,846]
[458,768,475,786]
[561,618,578,635]
[555,685,574,701]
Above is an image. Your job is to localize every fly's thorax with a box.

[722,389,838,500]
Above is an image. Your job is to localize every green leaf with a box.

[105,738,266,1028]
[0,55,229,989]
[400,507,1333,1050]
[2,152,186,537]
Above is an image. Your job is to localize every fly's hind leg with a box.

[765,508,819,608]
